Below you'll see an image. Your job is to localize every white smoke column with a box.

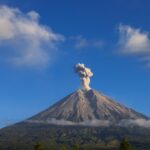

[75,63,93,91]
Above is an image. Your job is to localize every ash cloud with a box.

[74,63,93,91]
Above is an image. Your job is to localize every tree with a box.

[120,137,133,150]
[34,142,44,150]
[60,145,67,150]
[72,144,80,150]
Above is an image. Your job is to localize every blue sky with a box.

[0,0,150,128]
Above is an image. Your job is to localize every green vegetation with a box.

[72,144,80,150]
[0,123,150,150]
[120,138,133,150]
[34,142,44,150]
[60,145,67,150]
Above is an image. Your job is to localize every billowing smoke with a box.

[74,63,93,91]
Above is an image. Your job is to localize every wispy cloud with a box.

[119,119,150,128]
[118,24,150,67]
[71,36,104,49]
[26,119,111,127]
[26,118,150,128]
[0,5,65,68]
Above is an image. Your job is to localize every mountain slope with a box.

[0,89,150,150]
[27,89,148,125]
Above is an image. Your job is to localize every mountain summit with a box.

[27,89,148,126]
[26,63,148,126]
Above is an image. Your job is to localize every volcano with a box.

[0,63,150,150]
[0,89,150,150]
[27,89,148,126]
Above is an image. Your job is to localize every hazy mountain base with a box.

[0,122,150,150]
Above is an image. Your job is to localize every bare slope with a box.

[28,89,148,125]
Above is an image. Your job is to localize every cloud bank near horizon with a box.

[26,118,150,128]
[26,119,111,127]
[119,119,150,128]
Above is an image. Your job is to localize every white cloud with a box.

[118,24,150,55]
[25,118,150,128]
[0,5,64,68]
[118,24,150,67]
[71,36,104,49]
[119,119,150,128]
[26,119,111,126]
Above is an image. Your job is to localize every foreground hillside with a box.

[0,122,150,150]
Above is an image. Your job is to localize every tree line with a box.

[34,137,133,150]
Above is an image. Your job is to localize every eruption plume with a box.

[75,63,93,91]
